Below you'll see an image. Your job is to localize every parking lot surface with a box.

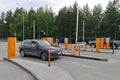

[0,42,120,80]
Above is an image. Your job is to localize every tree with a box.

[56,1,80,38]
[36,6,56,38]
[56,6,69,37]
[103,0,120,39]
[10,8,26,40]
[91,4,103,37]
[82,4,92,37]
[0,12,6,37]
[0,0,120,40]
[5,10,13,37]
[26,7,36,39]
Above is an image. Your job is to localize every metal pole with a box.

[75,7,79,44]
[33,20,35,39]
[119,25,120,32]
[22,8,24,41]
[48,51,51,67]
[47,22,48,36]
[112,39,115,54]
[83,21,85,42]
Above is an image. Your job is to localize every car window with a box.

[32,41,38,46]
[23,40,32,46]
[37,40,50,46]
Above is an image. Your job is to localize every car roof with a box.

[23,39,43,42]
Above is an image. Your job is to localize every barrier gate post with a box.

[42,37,48,41]
[101,38,104,49]
[96,38,100,52]
[83,42,86,51]
[8,37,16,59]
[50,38,54,45]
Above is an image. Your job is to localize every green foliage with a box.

[0,0,120,40]
[102,0,120,39]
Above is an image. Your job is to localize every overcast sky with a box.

[0,0,113,14]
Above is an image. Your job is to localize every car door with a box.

[23,41,33,55]
[30,41,41,56]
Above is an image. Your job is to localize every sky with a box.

[0,0,113,14]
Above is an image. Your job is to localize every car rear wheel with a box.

[41,52,48,61]
[91,44,95,48]
[20,50,26,57]
[111,44,117,49]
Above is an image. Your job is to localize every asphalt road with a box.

[0,42,120,80]
[15,55,120,80]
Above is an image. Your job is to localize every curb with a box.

[81,50,114,54]
[3,58,40,80]
[62,54,108,61]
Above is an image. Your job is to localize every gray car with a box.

[19,39,62,61]
[89,40,120,49]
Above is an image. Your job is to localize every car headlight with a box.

[89,41,91,44]
[58,51,62,55]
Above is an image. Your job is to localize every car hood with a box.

[43,45,61,51]
[89,41,95,43]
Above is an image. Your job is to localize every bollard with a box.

[8,37,16,59]
[71,44,76,55]
[100,38,104,49]
[64,38,68,50]
[74,46,76,55]
[78,46,80,56]
[65,44,68,50]
[48,51,51,67]
[83,42,86,51]
[71,45,74,55]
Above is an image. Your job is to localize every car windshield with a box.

[37,40,50,46]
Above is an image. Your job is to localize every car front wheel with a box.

[41,52,48,61]
[20,50,26,57]
[91,44,95,48]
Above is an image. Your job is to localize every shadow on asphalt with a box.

[16,55,61,63]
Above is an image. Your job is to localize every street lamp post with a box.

[119,25,120,32]
[23,11,24,40]
[83,21,85,42]
[33,20,35,39]
[75,7,79,44]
